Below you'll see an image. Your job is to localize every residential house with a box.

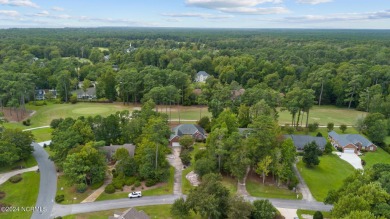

[169,124,206,146]
[284,135,327,151]
[100,144,136,162]
[109,207,150,219]
[35,89,57,100]
[328,131,377,154]
[195,71,210,83]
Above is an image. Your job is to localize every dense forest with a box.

[0,28,389,126]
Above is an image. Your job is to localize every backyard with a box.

[297,154,355,201]
[363,147,390,169]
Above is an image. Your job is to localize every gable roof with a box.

[100,144,136,159]
[329,131,374,148]
[196,71,209,77]
[284,134,327,150]
[170,124,205,141]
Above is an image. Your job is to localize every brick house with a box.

[328,131,377,154]
[169,124,206,147]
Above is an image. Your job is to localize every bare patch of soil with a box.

[1,107,33,122]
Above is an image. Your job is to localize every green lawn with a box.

[278,105,367,126]
[0,155,37,173]
[56,175,95,204]
[63,205,203,219]
[96,166,175,201]
[296,209,331,219]
[297,154,355,201]
[221,175,238,194]
[30,127,53,142]
[246,177,301,200]
[0,172,40,219]
[363,147,390,169]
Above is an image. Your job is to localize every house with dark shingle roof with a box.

[328,131,376,154]
[100,144,136,162]
[109,207,150,219]
[195,71,210,83]
[169,124,206,146]
[284,135,327,151]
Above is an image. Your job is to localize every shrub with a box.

[55,194,65,203]
[134,180,141,187]
[361,159,366,166]
[50,118,64,129]
[327,122,334,132]
[0,191,5,200]
[337,147,343,152]
[91,181,104,190]
[194,149,207,161]
[104,184,115,194]
[54,217,63,219]
[125,177,136,186]
[22,119,31,126]
[70,95,77,104]
[316,132,323,137]
[286,126,295,134]
[288,175,299,190]
[145,179,157,187]
[313,211,323,219]
[112,178,124,190]
[339,124,347,133]
[32,100,47,106]
[324,142,333,154]
[76,183,87,193]
[197,116,211,132]
[43,144,47,148]
[180,149,191,166]
[9,174,22,183]
[308,122,319,132]
[112,169,118,178]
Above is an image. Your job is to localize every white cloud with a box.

[0,0,39,8]
[51,6,64,11]
[186,0,282,8]
[185,0,288,15]
[34,10,49,17]
[162,12,233,19]
[282,10,390,23]
[296,0,332,5]
[219,7,288,14]
[0,10,20,17]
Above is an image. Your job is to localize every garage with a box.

[172,142,181,147]
[344,148,355,154]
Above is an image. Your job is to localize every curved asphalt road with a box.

[31,142,57,219]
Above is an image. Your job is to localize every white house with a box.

[195,71,210,83]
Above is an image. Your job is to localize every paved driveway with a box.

[334,152,363,169]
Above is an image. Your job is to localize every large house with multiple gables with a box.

[328,131,377,154]
[169,124,206,146]
[284,135,327,151]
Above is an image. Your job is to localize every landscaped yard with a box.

[278,105,367,126]
[96,167,175,201]
[0,155,37,173]
[363,147,390,169]
[182,143,203,194]
[63,204,202,219]
[297,154,355,201]
[246,177,300,200]
[0,172,40,219]
[56,175,96,204]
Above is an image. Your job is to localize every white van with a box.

[128,191,142,198]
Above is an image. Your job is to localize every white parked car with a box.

[128,191,142,198]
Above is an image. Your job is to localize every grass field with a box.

[246,177,300,200]
[363,147,390,169]
[56,175,95,204]
[278,105,367,126]
[297,155,355,201]
[30,127,53,142]
[96,167,175,201]
[0,172,40,219]
[296,209,331,219]
[0,155,37,173]
[63,204,203,219]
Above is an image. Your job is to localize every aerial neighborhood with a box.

[0,3,389,219]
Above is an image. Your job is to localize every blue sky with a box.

[0,0,389,29]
